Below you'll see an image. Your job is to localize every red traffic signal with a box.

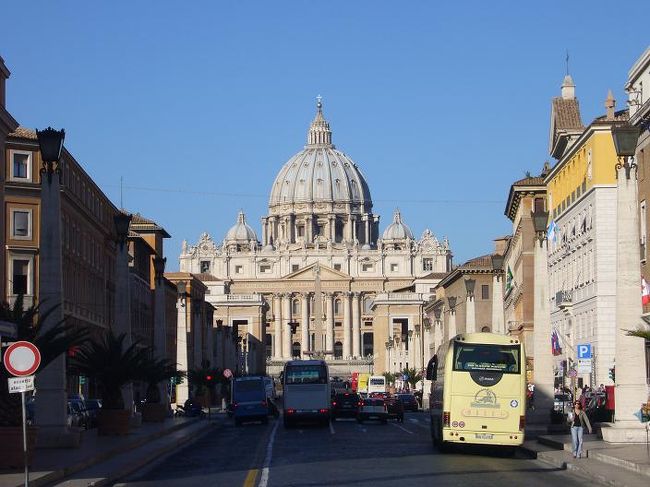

[206,375,213,381]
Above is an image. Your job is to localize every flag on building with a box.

[642,277,650,305]
[547,220,558,244]
[551,330,562,356]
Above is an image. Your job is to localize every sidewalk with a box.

[0,413,226,487]
[521,432,650,487]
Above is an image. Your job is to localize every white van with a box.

[368,375,387,395]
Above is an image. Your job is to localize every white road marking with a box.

[329,421,335,435]
[391,423,414,435]
[408,418,419,423]
[257,420,279,487]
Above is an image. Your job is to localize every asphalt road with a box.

[122,412,587,487]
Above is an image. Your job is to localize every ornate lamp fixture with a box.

[612,123,641,179]
[36,127,65,181]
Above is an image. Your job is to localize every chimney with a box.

[605,89,616,121]
[493,237,509,256]
[0,56,10,108]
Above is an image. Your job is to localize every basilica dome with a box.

[268,100,372,211]
[225,211,258,243]
[382,209,414,241]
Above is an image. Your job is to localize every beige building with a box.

[180,101,452,376]
[503,172,547,377]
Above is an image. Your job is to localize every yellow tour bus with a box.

[427,332,526,450]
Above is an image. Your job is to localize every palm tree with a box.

[141,357,183,404]
[399,367,423,391]
[0,296,89,427]
[626,328,650,340]
[382,372,395,386]
[71,331,150,410]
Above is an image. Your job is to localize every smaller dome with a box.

[382,209,413,240]
[225,211,258,242]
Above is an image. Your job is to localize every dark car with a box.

[385,395,404,422]
[397,393,419,412]
[357,398,388,424]
[331,392,361,420]
[84,399,102,428]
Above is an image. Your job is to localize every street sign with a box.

[223,368,233,379]
[8,375,35,394]
[577,343,592,359]
[3,341,41,377]
[577,359,592,374]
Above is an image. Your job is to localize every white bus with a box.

[367,375,386,395]
[282,360,331,428]
[427,333,526,450]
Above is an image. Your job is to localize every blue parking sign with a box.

[577,343,592,359]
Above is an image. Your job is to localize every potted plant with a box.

[71,330,149,435]
[0,296,88,468]
[141,357,183,422]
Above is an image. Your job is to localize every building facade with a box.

[180,101,452,376]
[545,76,625,387]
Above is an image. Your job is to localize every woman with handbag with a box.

[568,401,592,458]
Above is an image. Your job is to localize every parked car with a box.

[84,399,102,428]
[397,393,419,412]
[357,398,388,424]
[331,392,361,420]
[385,395,404,422]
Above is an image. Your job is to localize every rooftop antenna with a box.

[565,49,570,76]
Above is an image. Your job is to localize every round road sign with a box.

[223,368,233,379]
[3,341,41,377]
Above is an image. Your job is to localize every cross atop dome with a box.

[307,96,333,147]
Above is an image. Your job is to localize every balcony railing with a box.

[555,290,573,310]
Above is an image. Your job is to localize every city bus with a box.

[282,360,331,428]
[368,375,387,395]
[428,332,526,450]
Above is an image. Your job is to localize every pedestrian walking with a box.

[568,401,592,458]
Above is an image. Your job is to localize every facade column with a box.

[301,293,310,358]
[282,294,292,359]
[448,308,457,341]
[602,159,649,441]
[176,293,189,405]
[352,293,361,357]
[306,215,313,242]
[192,300,203,368]
[492,273,505,334]
[273,294,282,359]
[35,144,69,444]
[351,217,357,242]
[343,292,352,359]
[261,217,268,246]
[326,293,335,353]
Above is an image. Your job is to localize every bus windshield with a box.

[452,343,521,374]
[369,378,385,385]
[285,365,327,384]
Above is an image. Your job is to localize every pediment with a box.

[284,262,351,281]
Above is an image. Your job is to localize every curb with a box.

[589,450,650,479]
[6,418,200,487]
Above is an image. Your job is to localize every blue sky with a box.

[2,2,648,269]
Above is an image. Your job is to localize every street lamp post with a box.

[35,127,71,445]
[602,123,648,442]
[490,254,505,334]
[530,206,554,424]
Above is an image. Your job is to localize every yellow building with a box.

[544,78,625,387]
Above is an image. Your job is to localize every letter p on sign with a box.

[577,344,592,359]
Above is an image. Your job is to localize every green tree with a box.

[399,367,423,390]
[382,372,395,385]
[626,328,650,340]
[0,296,89,426]
[140,357,184,403]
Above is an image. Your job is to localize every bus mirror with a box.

[426,355,438,381]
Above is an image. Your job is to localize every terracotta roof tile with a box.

[552,98,584,131]
[9,126,37,140]
[512,176,545,186]
[459,254,493,270]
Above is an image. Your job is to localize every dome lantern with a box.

[307,96,333,148]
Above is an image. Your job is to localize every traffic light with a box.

[608,366,615,382]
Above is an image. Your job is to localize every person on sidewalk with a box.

[568,401,592,458]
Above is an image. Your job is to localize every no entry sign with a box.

[3,341,41,377]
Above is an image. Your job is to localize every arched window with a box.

[334,299,342,315]
[481,326,491,333]
[363,332,374,357]
[292,341,301,358]
[363,296,373,314]
[334,341,343,359]
[292,299,301,315]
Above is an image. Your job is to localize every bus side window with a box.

[426,355,438,381]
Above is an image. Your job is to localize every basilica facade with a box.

[179,101,452,376]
